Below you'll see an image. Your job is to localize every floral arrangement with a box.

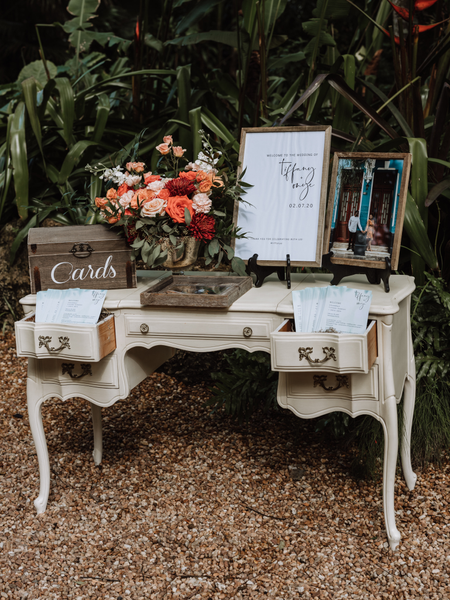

[89,132,246,273]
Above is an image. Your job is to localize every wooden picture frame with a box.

[233,126,332,267]
[323,152,411,271]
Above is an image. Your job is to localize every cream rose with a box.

[192,192,212,214]
[147,179,166,192]
[119,190,134,209]
[140,197,167,218]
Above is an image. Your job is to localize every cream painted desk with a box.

[16,272,416,551]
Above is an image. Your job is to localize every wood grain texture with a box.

[98,315,117,360]
[140,275,253,308]
[367,320,378,370]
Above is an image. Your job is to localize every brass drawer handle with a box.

[38,336,71,353]
[140,323,149,334]
[61,363,92,379]
[298,346,337,364]
[313,374,349,392]
[243,327,253,338]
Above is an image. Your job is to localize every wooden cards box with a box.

[28,225,136,294]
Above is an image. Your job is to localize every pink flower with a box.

[163,135,173,145]
[156,143,170,155]
[192,192,212,214]
[172,146,186,158]
[126,162,145,173]
[140,197,167,218]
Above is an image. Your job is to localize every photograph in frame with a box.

[323,152,412,271]
[233,126,332,267]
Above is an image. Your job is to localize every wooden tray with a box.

[140,275,253,308]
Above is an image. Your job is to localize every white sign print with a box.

[234,127,331,266]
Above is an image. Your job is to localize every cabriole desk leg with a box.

[380,315,401,551]
[27,377,50,514]
[401,373,417,491]
[90,403,103,466]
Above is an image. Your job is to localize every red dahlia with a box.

[126,225,139,244]
[166,177,196,197]
[188,213,216,241]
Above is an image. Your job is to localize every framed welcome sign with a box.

[233,126,332,267]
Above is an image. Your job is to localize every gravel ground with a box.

[1,332,450,599]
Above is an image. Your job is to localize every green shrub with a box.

[207,349,278,422]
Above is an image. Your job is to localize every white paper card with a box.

[34,288,107,325]
[291,286,372,334]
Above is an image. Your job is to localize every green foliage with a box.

[207,350,278,423]
[412,273,450,382]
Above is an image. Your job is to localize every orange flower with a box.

[156,143,170,155]
[179,171,197,181]
[106,188,118,200]
[172,146,186,158]
[163,135,173,145]
[131,189,156,209]
[118,183,132,196]
[198,179,212,193]
[144,173,162,185]
[95,197,108,209]
[165,195,194,223]
[126,161,145,173]
[158,188,170,201]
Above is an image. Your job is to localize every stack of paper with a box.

[292,286,372,334]
[35,289,107,325]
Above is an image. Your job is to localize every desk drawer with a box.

[124,312,279,341]
[15,313,116,362]
[270,319,377,374]
[39,355,119,388]
[279,363,379,405]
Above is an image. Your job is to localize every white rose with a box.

[140,197,167,218]
[125,173,142,187]
[192,192,212,214]
[147,179,166,192]
[118,190,134,208]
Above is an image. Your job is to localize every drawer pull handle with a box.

[313,374,349,392]
[70,242,94,258]
[140,323,149,334]
[61,363,92,379]
[243,327,253,338]
[38,336,71,353]
[298,346,337,364]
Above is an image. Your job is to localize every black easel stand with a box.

[322,252,392,293]
[246,253,291,288]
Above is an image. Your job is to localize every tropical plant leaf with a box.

[200,108,239,152]
[9,102,29,220]
[425,179,450,207]
[21,78,45,163]
[404,191,438,269]
[313,0,350,19]
[166,30,239,47]
[175,0,223,36]
[57,140,97,185]
[91,93,110,143]
[17,60,57,87]
[55,78,75,147]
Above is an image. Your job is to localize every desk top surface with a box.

[20,272,415,317]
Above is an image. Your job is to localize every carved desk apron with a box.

[17,272,416,551]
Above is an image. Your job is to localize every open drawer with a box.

[15,313,116,362]
[270,319,377,374]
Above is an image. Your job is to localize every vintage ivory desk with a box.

[16,272,416,551]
